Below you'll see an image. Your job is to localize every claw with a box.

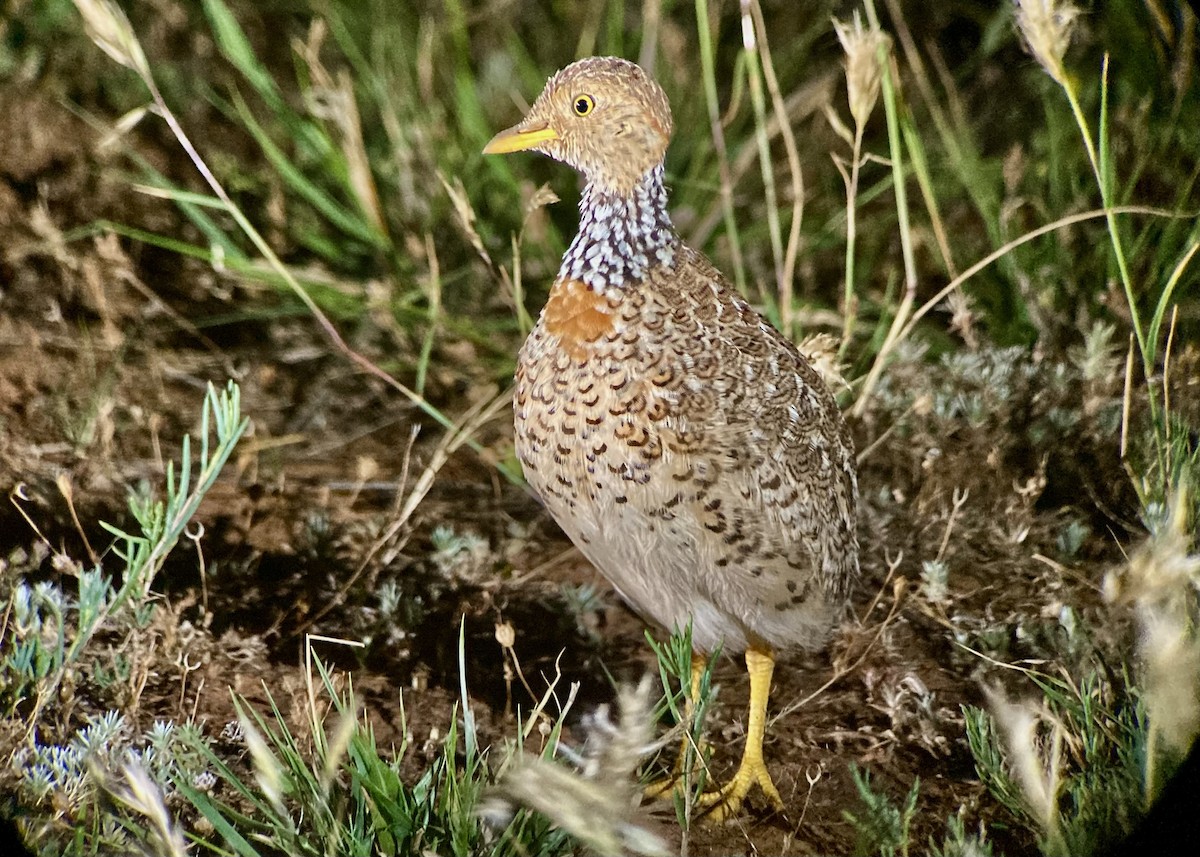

[695,753,784,822]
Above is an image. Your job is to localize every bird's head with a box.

[483,56,673,195]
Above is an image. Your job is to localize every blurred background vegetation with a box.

[7,0,1196,368]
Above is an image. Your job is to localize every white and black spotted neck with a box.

[559,164,678,294]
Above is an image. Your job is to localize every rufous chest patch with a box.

[543,278,616,358]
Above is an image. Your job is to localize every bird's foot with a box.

[695,754,783,823]
[643,739,711,801]
[643,775,678,801]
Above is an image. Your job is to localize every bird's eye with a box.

[573,95,595,116]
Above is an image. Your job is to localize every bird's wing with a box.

[645,248,859,605]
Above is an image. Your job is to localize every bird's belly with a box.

[514,348,750,652]
[525,455,749,654]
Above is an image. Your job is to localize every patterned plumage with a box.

[485,56,858,821]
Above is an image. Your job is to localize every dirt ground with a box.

[0,14,1167,857]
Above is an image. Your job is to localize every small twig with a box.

[750,0,804,338]
[695,0,748,294]
[522,650,579,742]
[741,0,785,305]
[509,545,582,586]
[860,547,903,625]
[186,522,208,617]
[303,633,367,748]
[1120,334,1135,461]
[855,398,921,464]
[177,651,202,718]
[794,764,824,835]
[935,487,969,563]
[56,473,99,567]
[10,483,65,563]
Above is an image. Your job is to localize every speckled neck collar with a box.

[558,165,678,294]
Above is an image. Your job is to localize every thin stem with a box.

[840,124,865,355]
[852,0,917,415]
[741,0,784,301]
[853,205,1182,417]
[695,0,748,295]
[1145,715,1159,811]
[415,232,441,396]
[1061,57,1146,367]
[865,0,916,298]
[750,0,804,339]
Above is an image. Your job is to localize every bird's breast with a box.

[541,278,619,361]
[514,289,668,510]
[513,310,732,645]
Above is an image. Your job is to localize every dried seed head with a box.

[832,12,891,131]
[798,332,850,393]
[985,687,1063,832]
[94,761,189,857]
[1013,0,1081,88]
[1105,489,1200,755]
[1141,607,1200,754]
[73,0,150,78]
[480,678,667,857]
[239,714,286,817]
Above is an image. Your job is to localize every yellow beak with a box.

[482,122,559,155]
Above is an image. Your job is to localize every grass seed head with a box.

[1013,0,1081,88]
[239,714,287,817]
[481,677,667,857]
[1141,608,1200,755]
[72,0,150,78]
[984,686,1063,836]
[95,761,189,857]
[799,332,851,393]
[1105,488,1200,755]
[832,11,890,131]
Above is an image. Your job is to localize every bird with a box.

[483,56,859,822]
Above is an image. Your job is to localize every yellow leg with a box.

[644,652,708,800]
[696,645,784,822]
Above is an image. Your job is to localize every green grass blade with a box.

[201,0,286,113]
[230,92,383,248]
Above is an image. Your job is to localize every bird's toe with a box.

[695,756,783,823]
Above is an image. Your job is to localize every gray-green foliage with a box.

[2,382,245,855]
[843,766,920,857]
[1,383,246,726]
[14,715,210,857]
[964,675,1150,857]
[930,809,995,857]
